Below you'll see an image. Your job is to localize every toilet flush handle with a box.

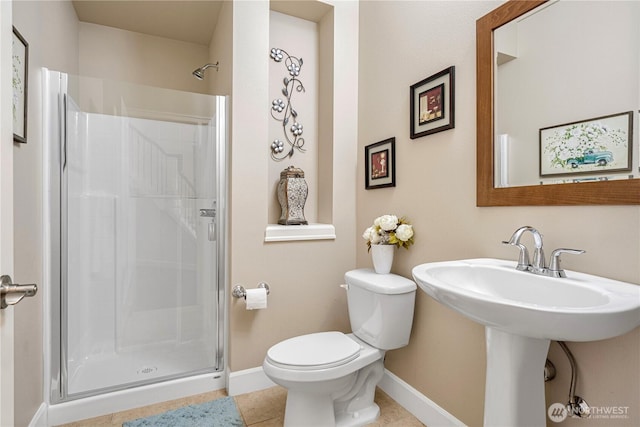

[340,284,349,290]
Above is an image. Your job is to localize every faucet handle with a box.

[548,248,586,278]
[502,241,530,271]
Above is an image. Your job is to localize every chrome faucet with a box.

[502,226,546,273]
[502,226,585,277]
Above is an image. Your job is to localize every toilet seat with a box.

[266,331,361,371]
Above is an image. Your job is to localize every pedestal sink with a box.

[412,258,640,427]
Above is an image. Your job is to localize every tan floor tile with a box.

[55,414,114,427]
[379,416,426,427]
[235,386,287,426]
[369,389,425,426]
[58,384,424,427]
[248,415,285,427]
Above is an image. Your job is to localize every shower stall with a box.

[43,69,227,409]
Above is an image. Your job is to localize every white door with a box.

[0,0,16,424]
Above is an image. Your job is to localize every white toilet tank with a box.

[344,269,417,350]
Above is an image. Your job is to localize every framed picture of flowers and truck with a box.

[539,111,633,178]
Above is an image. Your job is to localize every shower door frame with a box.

[43,69,228,404]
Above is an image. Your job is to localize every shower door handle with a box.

[200,208,216,241]
[0,275,38,309]
[208,222,216,241]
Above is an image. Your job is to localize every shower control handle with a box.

[0,275,38,309]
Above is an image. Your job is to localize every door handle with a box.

[199,208,216,218]
[200,208,216,241]
[208,222,216,241]
[0,275,37,309]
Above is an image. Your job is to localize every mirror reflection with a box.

[493,0,639,188]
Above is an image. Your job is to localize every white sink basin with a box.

[412,258,640,341]
[412,258,640,426]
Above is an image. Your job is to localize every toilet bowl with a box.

[263,269,417,427]
[263,332,385,427]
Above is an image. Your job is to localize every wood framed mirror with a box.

[476,0,640,206]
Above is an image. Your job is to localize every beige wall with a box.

[9,1,639,426]
[207,0,232,96]
[78,22,210,94]
[358,2,640,427]
[12,1,79,426]
[228,0,358,371]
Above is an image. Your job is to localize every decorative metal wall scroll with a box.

[269,48,306,161]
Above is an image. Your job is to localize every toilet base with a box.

[336,403,380,427]
[284,391,337,427]
[281,357,384,427]
[282,388,382,427]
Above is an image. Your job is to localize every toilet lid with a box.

[266,332,361,370]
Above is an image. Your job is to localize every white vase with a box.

[371,244,395,274]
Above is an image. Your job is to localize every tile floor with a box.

[57,386,425,426]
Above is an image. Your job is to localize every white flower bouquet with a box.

[362,215,414,251]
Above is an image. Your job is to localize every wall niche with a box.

[265,1,335,242]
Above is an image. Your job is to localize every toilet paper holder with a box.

[232,282,270,299]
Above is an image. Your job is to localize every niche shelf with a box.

[264,223,336,242]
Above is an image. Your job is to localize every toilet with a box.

[263,269,417,427]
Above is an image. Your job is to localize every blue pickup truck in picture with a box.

[567,150,614,168]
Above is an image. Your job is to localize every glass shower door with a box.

[61,75,224,399]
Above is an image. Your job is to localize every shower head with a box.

[192,62,219,80]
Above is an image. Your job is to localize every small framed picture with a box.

[539,111,633,177]
[12,26,29,144]
[365,137,395,189]
[410,66,455,139]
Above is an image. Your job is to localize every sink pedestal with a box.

[484,327,550,427]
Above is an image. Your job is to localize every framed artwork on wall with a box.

[410,66,455,139]
[539,111,632,177]
[365,137,395,189]
[12,26,29,144]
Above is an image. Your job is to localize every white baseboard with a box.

[379,369,466,427]
[28,403,48,427]
[227,366,276,396]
